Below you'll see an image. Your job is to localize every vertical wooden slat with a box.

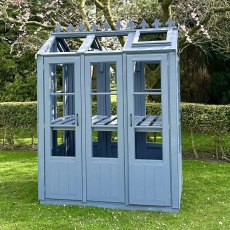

[37,55,45,201]
[122,52,129,205]
[44,57,52,199]
[79,54,86,202]
[169,51,181,209]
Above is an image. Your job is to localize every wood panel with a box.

[129,164,171,205]
[45,161,82,200]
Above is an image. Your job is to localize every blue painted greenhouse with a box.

[36,19,182,212]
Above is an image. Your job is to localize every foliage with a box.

[180,103,230,159]
[0,102,37,128]
[0,44,37,102]
[207,54,230,104]
[0,0,81,54]
[180,103,229,133]
[0,151,230,229]
[208,71,230,104]
[0,102,37,146]
[0,102,229,159]
[180,45,210,103]
[0,42,17,92]
[0,101,229,132]
[1,101,229,131]
[0,1,82,102]
[1,75,37,102]
[99,0,161,23]
[174,0,230,60]
[1,0,229,56]
[0,0,229,104]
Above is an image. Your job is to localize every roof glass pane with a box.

[138,32,167,42]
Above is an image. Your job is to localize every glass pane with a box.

[134,95,161,117]
[111,131,118,142]
[146,132,162,143]
[134,62,161,92]
[92,131,118,158]
[64,38,84,51]
[94,36,127,50]
[51,95,75,121]
[50,63,75,93]
[92,95,117,117]
[90,62,118,158]
[91,63,117,93]
[133,60,162,160]
[144,63,161,90]
[52,130,75,157]
[135,132,162,160]
[138,32,167,42]
[91,62,118,126]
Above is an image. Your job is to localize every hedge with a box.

[0,101,229,133]
[0,102,37,128]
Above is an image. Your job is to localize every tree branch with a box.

[158,0,173,21]
[180,6,230,49]
[1,16,54,30]
[213,6,230,13]
[102,0,115,30]
[73,0,90,30]
[98,0,124,45]
[95,0,104,10]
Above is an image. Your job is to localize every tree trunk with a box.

[190,128,198,159]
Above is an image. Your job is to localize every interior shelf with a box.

[134,115,162,132]
[50,115,162,131]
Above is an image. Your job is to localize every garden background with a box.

[0,0,229,160]
[0,1,230,229]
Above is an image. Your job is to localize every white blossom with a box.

[191,12,196,19]
[186,37,192,43]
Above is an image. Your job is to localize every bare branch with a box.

[71,0,90,30]
[95,0,104,10]
[101,0,115,30]
[2,16,54,30]
[159,0,173,21]
[213,6,230,13]
[159,0,173,9]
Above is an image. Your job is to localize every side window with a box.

[133,61,163,160]
[52,130,75,157]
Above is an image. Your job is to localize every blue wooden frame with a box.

[36,20,182,212]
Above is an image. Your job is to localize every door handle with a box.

[76,113,79,126]
[130,113,132,127]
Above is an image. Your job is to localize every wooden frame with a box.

[36,24,182,212]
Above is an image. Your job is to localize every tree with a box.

[0,0,229,102]
[1,0,229,56]
[173,0,230,60]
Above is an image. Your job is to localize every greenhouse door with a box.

[127,54,171,206]
[85,55,125,203]
[44,57,82,200]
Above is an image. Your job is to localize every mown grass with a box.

[0,151,230,229]
[182,131,230,158]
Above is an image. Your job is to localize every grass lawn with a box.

[0,151,230,229]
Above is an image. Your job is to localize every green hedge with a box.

[181,103,230,134]
[0,101,229,133]
[0,102,37,128]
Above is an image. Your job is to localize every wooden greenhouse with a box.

[36,19,182,212]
